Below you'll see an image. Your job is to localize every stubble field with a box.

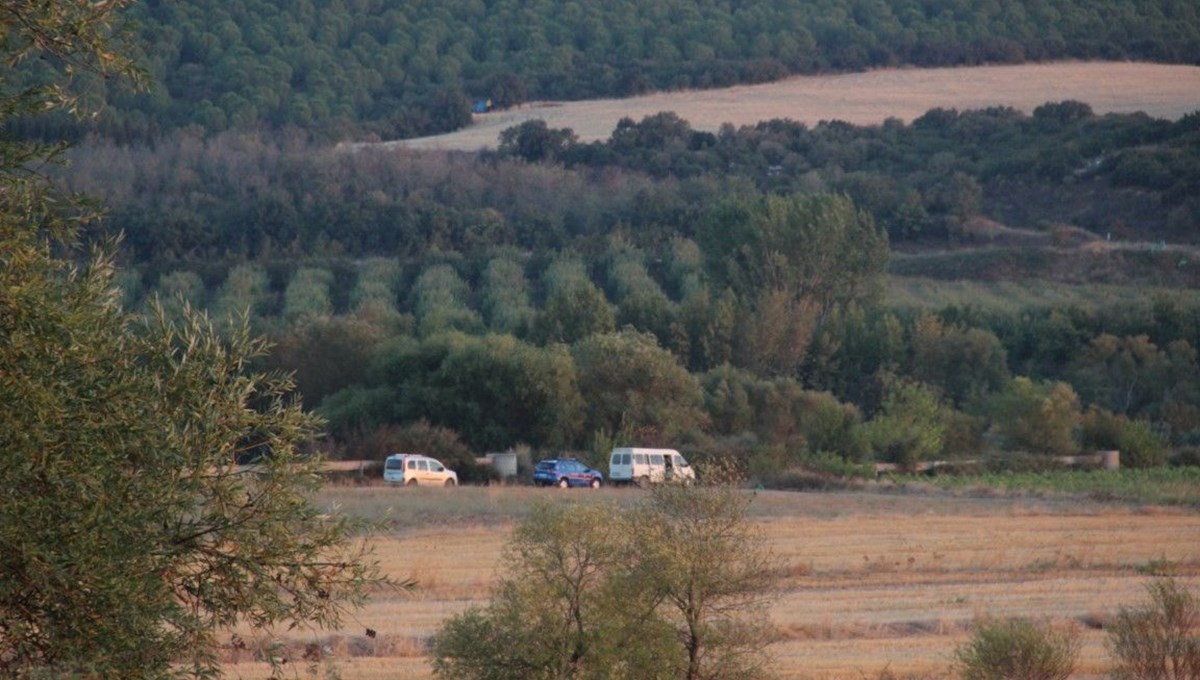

[392,61,1200,151]
[222,485,1200,680]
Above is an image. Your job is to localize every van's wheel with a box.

[590,478,601,489]
[636,476,650,488]
[444,478,456,487]
[406,479,417,487]
[558,478,570,489]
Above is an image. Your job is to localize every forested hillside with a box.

[65,102,1200,264]
[11,0,1200,142]
[20,0,1200,479]
[59,102,1200,475]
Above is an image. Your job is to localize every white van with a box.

[608,447,695,486]
[383,453,458,486]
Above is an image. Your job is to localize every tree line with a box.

[60,103,1200,275]
[106,225,1200,478]
[54,103,1200,475]
[9,0,1200,142]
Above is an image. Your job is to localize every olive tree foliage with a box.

[410,263,483,336]
[0,4,386,676]
[350,257,405,326]
[479,254,536,335]
[148,269,207,320]
[432,487,778,680]
[209,263,273,326]
[282,266,334,321]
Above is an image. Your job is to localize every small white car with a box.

[383,453,458,487]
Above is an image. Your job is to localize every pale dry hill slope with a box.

[392,61,1200,152]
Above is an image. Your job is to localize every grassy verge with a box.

[886,467,1200,507]
[886,275,1200,313]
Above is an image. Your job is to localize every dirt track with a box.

[390,61,1200,151]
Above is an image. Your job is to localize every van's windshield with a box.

[385,458,403,470]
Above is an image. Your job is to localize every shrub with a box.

[1107,578,1200,680]
[987,378,1081,456]
[953,618,1078,680]
[1117,420,1169,469]
[862,379,946,470]
[1174,446,1200,467]
[1080,407,1127,451]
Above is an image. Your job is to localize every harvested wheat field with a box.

[221,486,1200,680]
[389,61,1200,151]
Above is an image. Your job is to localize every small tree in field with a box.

[431,503,679,680]
[432,486,779,680]
[1107,578,1200,680]
[635,485,778,680]
[953,618,1079,680]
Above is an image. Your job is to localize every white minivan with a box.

[383,453,458,486]
[608,447,695,486]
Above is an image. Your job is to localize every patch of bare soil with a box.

[390,61,1200,151]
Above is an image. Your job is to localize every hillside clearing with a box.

[388,61,1200,152]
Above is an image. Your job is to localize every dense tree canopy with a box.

[9,0,1200,142]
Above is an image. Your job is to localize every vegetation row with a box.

[64,102,1200,272]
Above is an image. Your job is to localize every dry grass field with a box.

[390,61,1200,151]
[221,486,1200,680]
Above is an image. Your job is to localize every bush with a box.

[983,452,1064,474]
[987,378,1081,456]
[1107,578,1200,680]
[1174,446,1200,467]
[953,618,1078,680]
[1117,420,1169,469]
[1080,407,1127,451]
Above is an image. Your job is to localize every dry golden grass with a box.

[387,61,1200,151]
[221,487,1200,679]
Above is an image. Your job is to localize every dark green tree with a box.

[700,193,889,376]
[498,120,579,163]
[572,330,707,443]
[908,313,1010,407]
